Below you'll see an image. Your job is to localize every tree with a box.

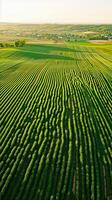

[15,40,26,47]
[0,43,5,47]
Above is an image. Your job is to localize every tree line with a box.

[0,40,26,48]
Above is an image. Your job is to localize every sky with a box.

[0,0,112,24]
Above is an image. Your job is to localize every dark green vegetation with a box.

[0,41,112,200]
[0,40,26,48]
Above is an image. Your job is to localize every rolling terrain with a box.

[0,23,112,42]
[0,41,112,200]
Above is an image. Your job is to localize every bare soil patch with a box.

[90,40,112,44]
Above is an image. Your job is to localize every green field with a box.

[0,41,112,200]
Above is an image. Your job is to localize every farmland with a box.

[0,41,112,200]
[0,23,112,42]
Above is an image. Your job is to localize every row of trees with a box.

[0,40,26,48]
[30,32,111,42]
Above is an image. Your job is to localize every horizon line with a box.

[0,21,112,25]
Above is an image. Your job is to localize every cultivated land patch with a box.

[90,40,112,44]
[0,42,112,200]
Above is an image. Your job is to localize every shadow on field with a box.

[16,48,74,61]
[24,44,75,53]
[23,44,90,53]
[8,43,92,61]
